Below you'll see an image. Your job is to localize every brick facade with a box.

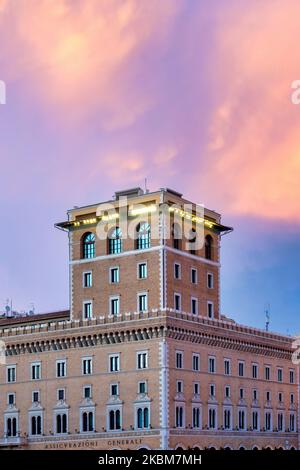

[0,187,298,450]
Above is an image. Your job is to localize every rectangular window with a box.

[110,296,120,316]
[289,369,295,384]
[7,366,16,383]
[210,384,215,397]
[290,393,294,404]
[192,353,200,371]
[137,351,148,369]
[265,365,270,381]
[253,389,258,401]
[209,357,216,374]
[193,382,200,396]
[83,301,92,319]
[266,391,271,402]
[58,389,65,401]
[56,360,66,378]
[252,363,258,379]
[82,358,92,375]
[139,381,147,394]
[174,263,181,279]
[277,368,283,382]
[191,268,197,284]
[239,388,244,399]
[238,361,245,377]
[138,293,148,312]
[176,380,183,394]
[83,385,91,399]
[176,351,183,369]
[83,271,92,288]
[207,273,214,289]
[31,362,41,380]
[110,267,120,284]
[111,384,119,397]
[138,262,147,279]
[278,392,283,403]
[174,293,181,311]
[207,301,214,319]
[224,359,231,376]
[32,391,40,403]
[109,354,120,372]
[191,297,198,315]
[225,385,230,398]
[8,393,15,405]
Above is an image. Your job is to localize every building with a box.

[0,187,298,450]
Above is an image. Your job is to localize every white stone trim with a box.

[70,245,162,265]
[159,339,169,449]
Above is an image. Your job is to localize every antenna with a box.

[265,303,270,331]
[144,178,149,194]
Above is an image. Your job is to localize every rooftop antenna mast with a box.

[144,178,149,194]
[265,303,270,331]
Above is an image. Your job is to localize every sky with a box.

[0,0,299,334]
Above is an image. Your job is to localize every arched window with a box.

[88,411,94,431]
[109,409,121,430]
[172,223,181,250]
[82,412,88,432]
[136,223,151,250]
[189,228,197,255]
[115,409,121,429]
[7,417,18,437]
[31,415,42,435]
[137,407,150,429]
[109,410,114,430]
[82,411,93,432]
[82,232,95,259]
[205,235,213,260]
[137,408,143,428]
[56,414,62,434]
[7,417,16,437]
[56,413,67,434]
[144,408,149,428]
[108,227,122,254]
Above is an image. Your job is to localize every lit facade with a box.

[0,187,298,450]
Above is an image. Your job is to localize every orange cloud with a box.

[0,0,182,129]
[203,0,300,220]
